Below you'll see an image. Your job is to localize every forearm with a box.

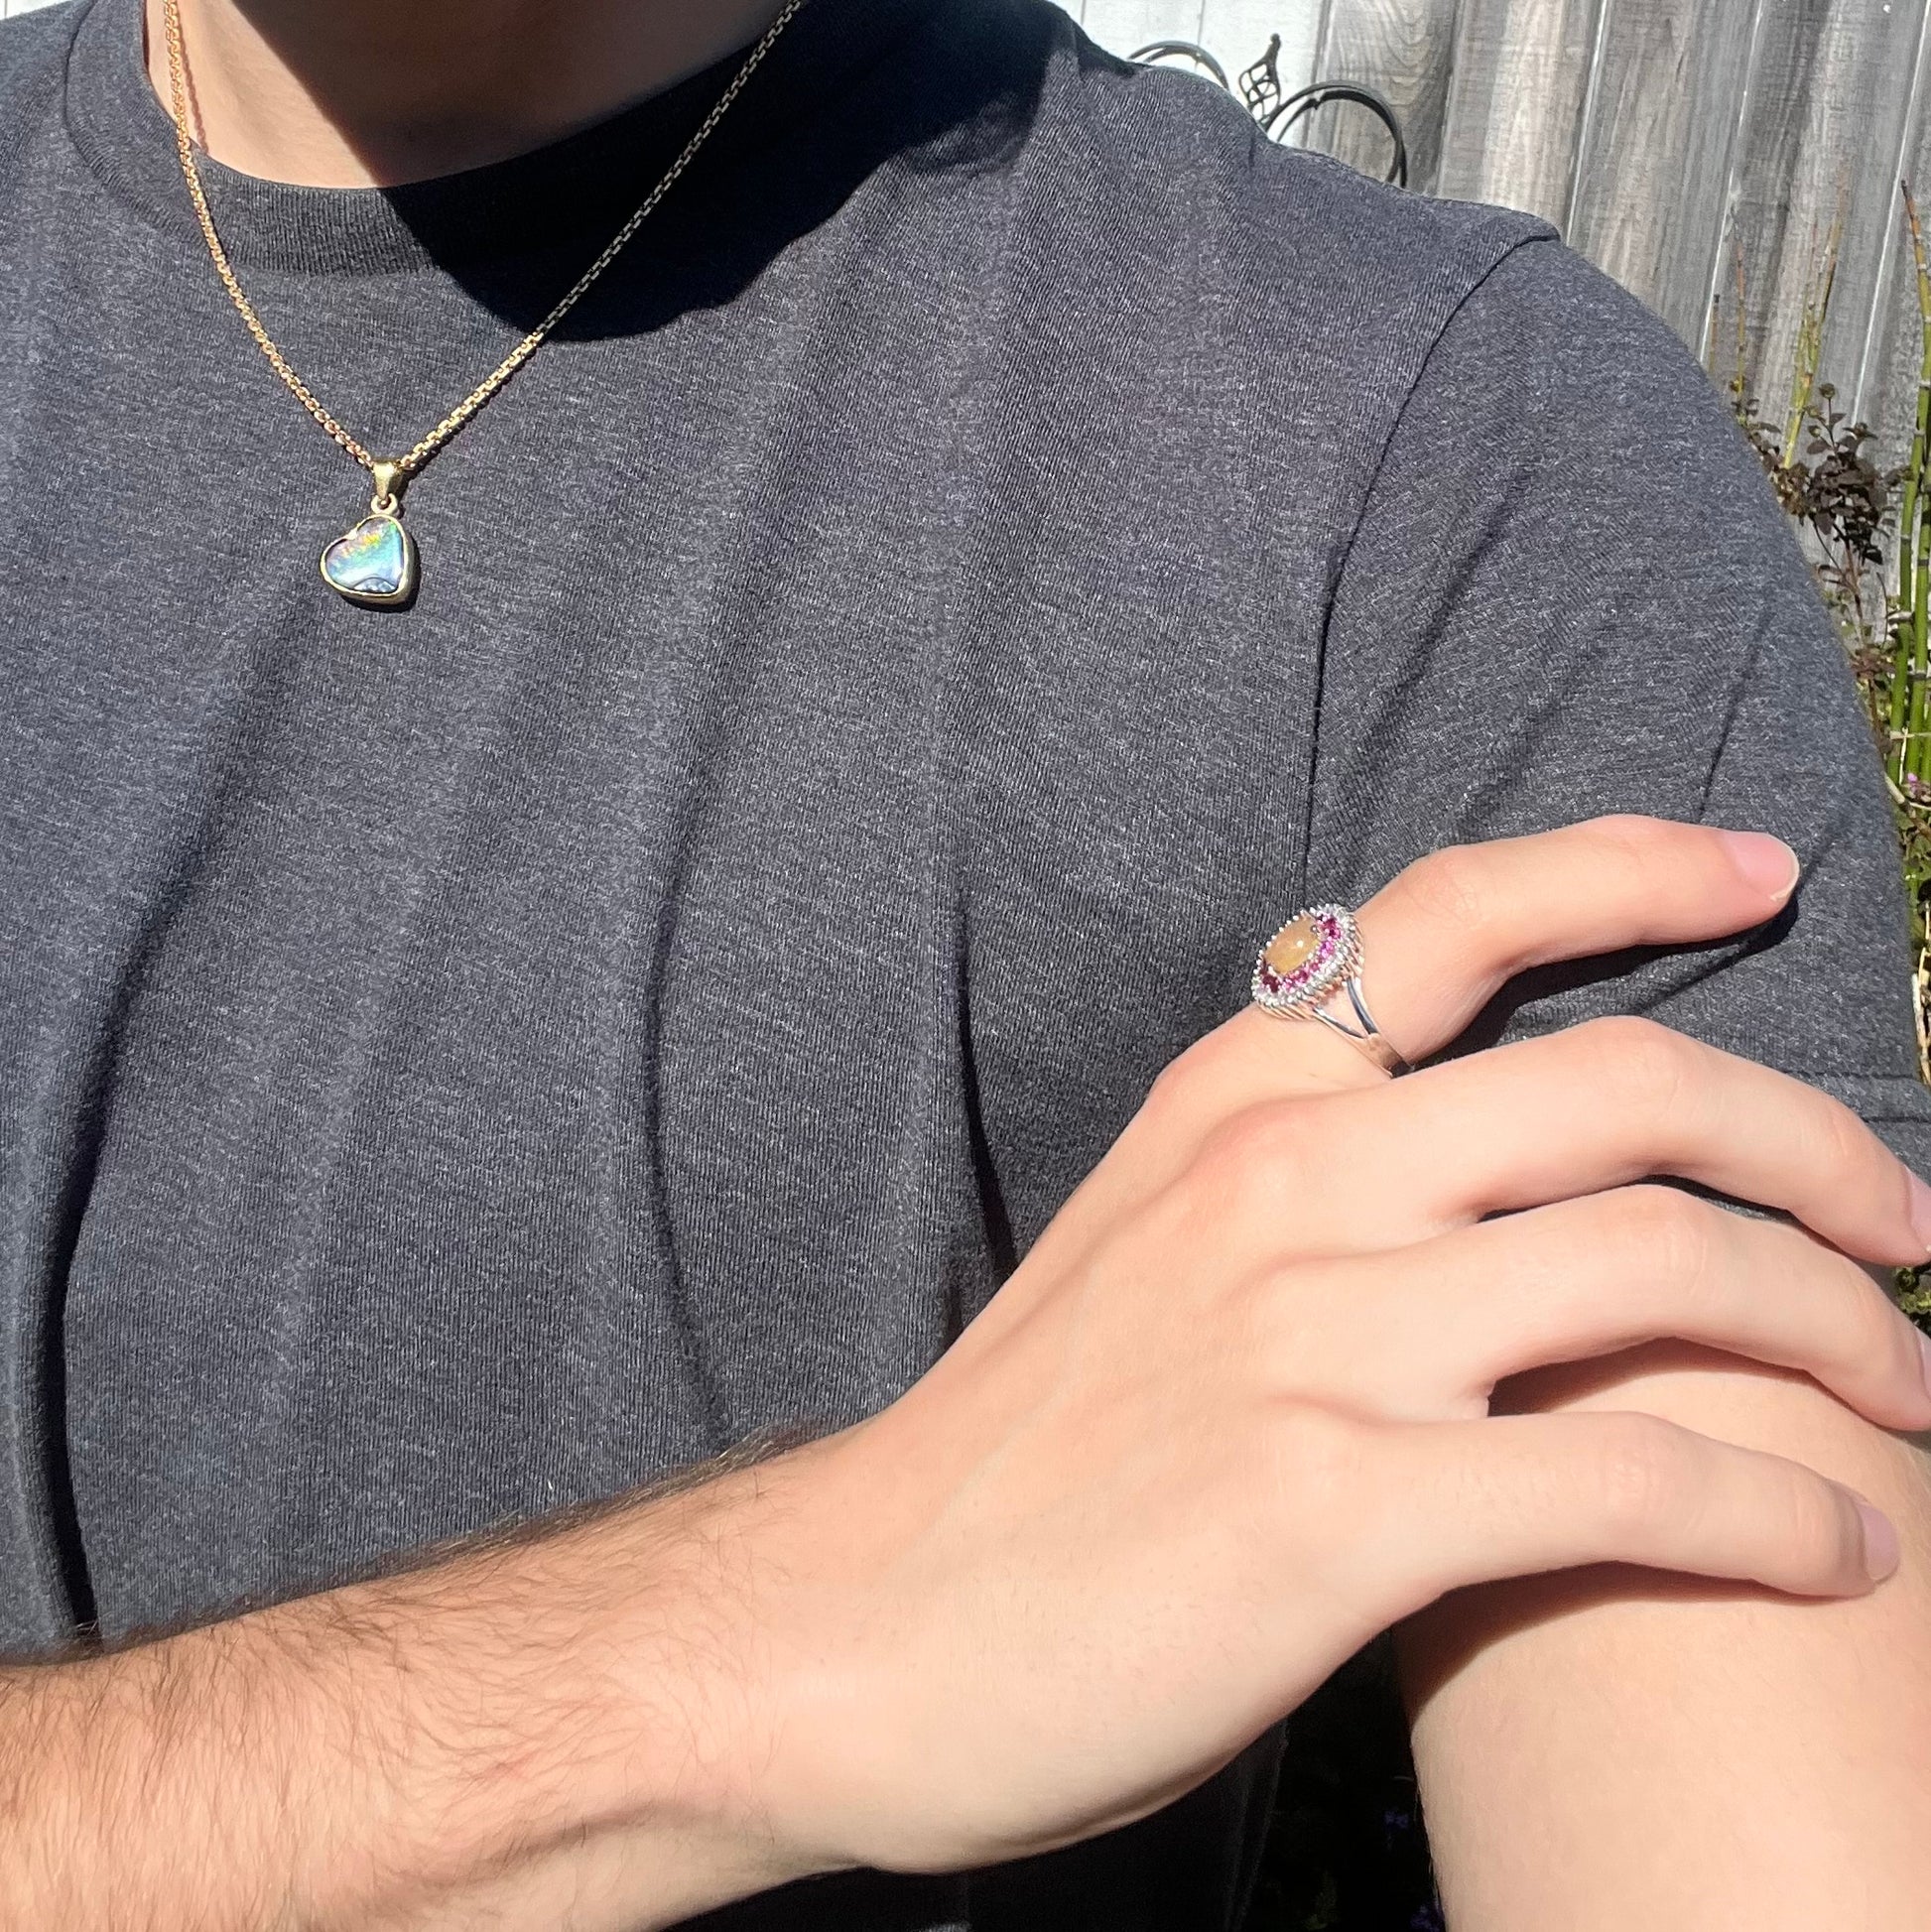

[0,1447,827,1932]
[1395,1339,1931,1929]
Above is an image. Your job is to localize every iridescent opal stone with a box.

[1253,907,1348,1011]
[1261,916,1323,980]
[321,514,416,606]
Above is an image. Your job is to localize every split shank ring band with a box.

[1250,904,1414,1078]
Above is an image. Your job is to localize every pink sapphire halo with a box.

[1250,904,1363,1020]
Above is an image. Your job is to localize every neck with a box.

[144,0,792,189]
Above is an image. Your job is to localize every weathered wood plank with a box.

[1708,0,1843,413]
[1436,0,1602,225]
[1714,0,1929,465]
[1844,0,1931,465]
[1299,0,1459,192]
[1564,0,1765,353]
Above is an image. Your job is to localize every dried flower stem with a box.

[1898,188,1931,787]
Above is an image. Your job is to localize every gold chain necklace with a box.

[161,0,806,607]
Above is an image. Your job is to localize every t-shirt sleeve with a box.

[1303,233,1931,1181]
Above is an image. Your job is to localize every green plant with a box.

[1727,190,1931,1091]
[1724,186,1931,1330]
[1891,190,1931,811]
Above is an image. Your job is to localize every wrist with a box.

[269,1467,842,1928]
[578,1422,921,1904]
[583,1434,873,1904]
[323,1437,870,1927]
[3,1438,869,1932]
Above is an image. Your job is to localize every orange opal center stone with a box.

[1262,916,1322,979]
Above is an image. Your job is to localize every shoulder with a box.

[0,2,75,176]
[1355,226,1781,560]
[1028,11,1551,307]
[921,0,1566,492]
[1417,223,1736,431]
[0,2,74,95]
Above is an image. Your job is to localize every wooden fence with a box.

[1083,0,1931,461]
[8,0,1927,457]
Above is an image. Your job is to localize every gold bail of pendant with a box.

[369,459,407,514]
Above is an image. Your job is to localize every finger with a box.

[1353,1409,1899,1613]
[1215,1015,1931,1268]
[1276,1187,1931,1432]
[1349,814,1800,1068]
[1036,817,1805,1281]
[1147,815,1801,1129]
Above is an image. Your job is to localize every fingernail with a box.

[1858,1500,1901,1583]
[1910,1174,1931,1256]
[1717,830,1800,898]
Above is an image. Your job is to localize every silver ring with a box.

[1251,904,1413,1078]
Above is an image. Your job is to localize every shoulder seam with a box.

[1292,226,1562,897]
[1342,224,1562,569]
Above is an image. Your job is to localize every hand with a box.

[702,818,1931,1884]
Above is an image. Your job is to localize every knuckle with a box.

[1142,1019,1277,1131]
[1571,1014,1695,1113]
[1143,1036,1218,1119]
[1582,814,1674,876]
[1267,1402,1372,1528]
[1841,1267,1911,1376]
[1190,1099,1322,1214]
[1803,1091,1877,1187]
[1590,1412,1693,1533]
[1602,1184,1717,1292]
[1586,811,1666,850]
[1397,840,1499,938]
[1786,1472,1860,1575]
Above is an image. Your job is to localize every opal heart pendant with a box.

[321,462,419,607]
[321,509,417,607]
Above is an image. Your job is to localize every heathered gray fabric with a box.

[3,0,1930,1922]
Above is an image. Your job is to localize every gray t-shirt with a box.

[3,0,1928,1923]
